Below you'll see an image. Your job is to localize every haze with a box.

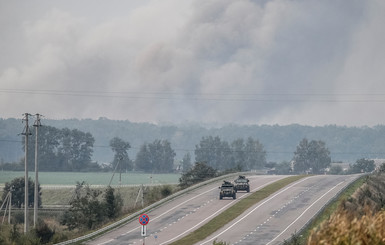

[1,0,384,126]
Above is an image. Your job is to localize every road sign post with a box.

[139,214,149,245]
[139,213,149,225]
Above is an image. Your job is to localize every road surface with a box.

[198,174,361,245]
[85,175,286,245]
[85,174,360,245]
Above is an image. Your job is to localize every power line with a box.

[0,88,385,102]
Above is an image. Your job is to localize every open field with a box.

[0,171,180,186]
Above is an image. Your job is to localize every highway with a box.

[84,174,360,245]
[198,174,360,245]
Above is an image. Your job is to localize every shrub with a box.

[34,221,55,244]
[160,185,172,197]
[308,173,385,244]
[308,210,385,244]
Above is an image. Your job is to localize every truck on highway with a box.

[219,181,236,200]
[234,175,250,192]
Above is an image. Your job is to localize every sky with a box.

[1,0,384,126]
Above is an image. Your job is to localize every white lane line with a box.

[97,176,282,245]
[199,177,311,245]
[97,239,114,245]
[160,178,282,245]
[95,185,220,245]
[266,181,344,245]
[124,185,220,235]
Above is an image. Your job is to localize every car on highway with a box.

[234,175,250,192]
[219,181,236,199]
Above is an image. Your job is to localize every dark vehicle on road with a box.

[219,181,236,200]
[234,175,250,192]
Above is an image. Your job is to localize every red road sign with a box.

[139,213,150,225]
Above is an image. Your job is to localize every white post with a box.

[8,190,11,224]
[22,113,32,233]
[33,113,41,227]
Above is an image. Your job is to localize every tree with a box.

[231,139,246,170]
[61,183,123,230]
[135,144,151,172]
[350,158,375,173]
[181,153,192,172]
[195,136,232,170]
[110,137,132,172]
[292,138,331,174]
[135,140,176,173]
[59,128,95,171]
[23,126,96,171]
[104,186,122,219]
[179,162,217,188]
[243,137,267,170]
[2,177,41,208]
[61,182,104,230]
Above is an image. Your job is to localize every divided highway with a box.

[84,174,360,245]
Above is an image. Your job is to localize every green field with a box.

[0,171,180,186]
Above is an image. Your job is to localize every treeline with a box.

[0,124,268,173]
[195,136,266,171]
[2,118,385,165]
[3,126,97,172]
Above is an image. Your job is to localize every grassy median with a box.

[170,175,306,245]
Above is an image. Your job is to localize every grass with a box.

[170,175,306,245]
[0,171,180,186]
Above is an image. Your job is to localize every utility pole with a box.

[22,113,32,233]
[8,186,13,224]
[33,114,42,227]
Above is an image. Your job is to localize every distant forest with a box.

[1,118,385,167]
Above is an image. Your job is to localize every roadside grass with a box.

[0,185,180,245]
[41,186,142,207]
[0,171,180,186]
[170,175,306,245]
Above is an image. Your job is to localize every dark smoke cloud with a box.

[1,0,384,126]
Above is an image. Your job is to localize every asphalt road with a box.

[84,174,360,245]
[198,174,361,245]
[84,175,287,245]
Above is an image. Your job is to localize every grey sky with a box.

[1,0,384,126]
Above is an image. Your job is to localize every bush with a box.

[308,173,385,244]
[328,165,343,175]
[308,210,385,244]
[0,224,42,245]
[104,186,123,219]
[34,221,55,244]
[61,183,105,230]
[160,185,172,197]
[179,162,216,188]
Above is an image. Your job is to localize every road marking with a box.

[97,239,114,245]
[160,178,281,245]
[114,184,220,241]
[94,176,282,245]
[199,177,311,245]
[266,181,344,245]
